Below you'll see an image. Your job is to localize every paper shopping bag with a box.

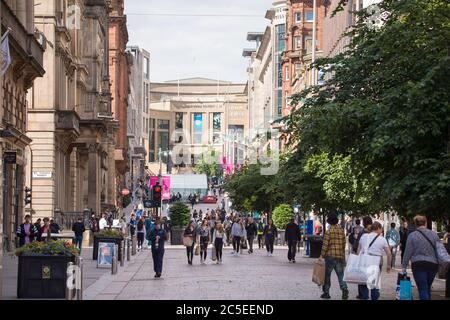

[312,259,325,286]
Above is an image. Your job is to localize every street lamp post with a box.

[312,0,317,85]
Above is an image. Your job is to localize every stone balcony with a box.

[55,110,81,136]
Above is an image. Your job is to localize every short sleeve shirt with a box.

[359,233,389,256]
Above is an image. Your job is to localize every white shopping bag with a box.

[343,253,381,286]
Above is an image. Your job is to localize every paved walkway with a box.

[84,245,448,300]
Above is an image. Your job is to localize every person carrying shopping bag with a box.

[319,213,349,300]
[356,221,392,300]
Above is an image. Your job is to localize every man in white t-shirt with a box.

[99,213,108,230]
[357,221,392,300]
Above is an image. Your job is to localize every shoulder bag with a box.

[416,229,450,266]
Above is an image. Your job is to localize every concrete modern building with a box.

[243,27,274,136]
[268,1,287,122]
[149,78,248,174]
[126,45,151,189]
[1,0,45,295]
[109,0,130,207]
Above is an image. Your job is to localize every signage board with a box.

[97,242,114,268]
[33,171,53,179]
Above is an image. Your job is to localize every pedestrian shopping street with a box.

[7,245,444,300]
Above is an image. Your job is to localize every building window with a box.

[305,36,313,54]
[143,57,149,80]
[193,113,203,144]
[295,12,302,23]
[285,91,290,108]
[306,11,314,22]
[285,66,289,81]
[213,113,221,144]
[294,36,301,50]
[175,112,183,130]
[158,119,169,130]
[143,83,149,113]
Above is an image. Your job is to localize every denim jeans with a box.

[359,285,380,300]
[73,235,83,251]
[323,258,348,294]
[412,269,437,300]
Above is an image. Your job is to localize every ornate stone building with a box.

[27,0,119,220]
[109,0,130,207]
[282,0,326,116]
[1,0,45,294]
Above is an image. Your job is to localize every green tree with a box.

[169,202,191,228]
[285,0,450,219]
[194,149,222,181]
[272,204,295,229]
[224,163,284,214]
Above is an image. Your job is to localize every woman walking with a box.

[137,215,145,251]
[357,221,392,300]
[264,219,278,256]
[402,215,441,300]
[197,220,210,264]
[231,218,245,255]
[213,222,226,263]
[183,221,197,265]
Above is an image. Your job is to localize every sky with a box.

[125,0,272,83]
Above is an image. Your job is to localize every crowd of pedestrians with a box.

[320,214,449,300]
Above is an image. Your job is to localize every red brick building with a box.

[109,0,130,206]
[282,0,326,116]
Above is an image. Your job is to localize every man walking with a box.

[17,215,39,247]
[72,217,86,252]
[320,213,349,300]
[285,218,301,263]
[149,221,167,278]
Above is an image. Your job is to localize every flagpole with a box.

[1,28,12,42]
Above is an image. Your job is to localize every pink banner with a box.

[149,176,171,200]
[162,176,171,200]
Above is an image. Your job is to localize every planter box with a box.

[171,228,185,246]
[93,235,123,261]
[17,254,75,299]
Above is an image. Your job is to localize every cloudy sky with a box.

[125,0,272,83]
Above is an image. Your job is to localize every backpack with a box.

[350,227,365,252]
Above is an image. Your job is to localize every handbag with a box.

[416,230,450,266]
[195,244,200,256]
[312,259,325,286]
[183,236,193,247]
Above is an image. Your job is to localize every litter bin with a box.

[307,235,323,258]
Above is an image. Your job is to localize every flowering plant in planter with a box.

[15,240,80,257]
[95,228,123,238]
